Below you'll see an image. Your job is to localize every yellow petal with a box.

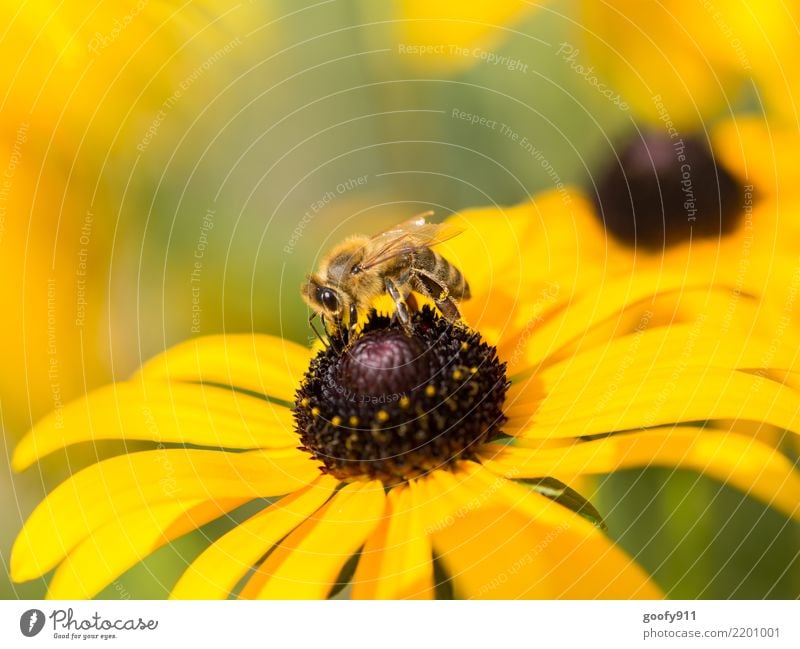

[170,476,340,599]
[508,367,800,439]
[351,484,434,599]
[514,274,755,373]
[711,117,800,194]
[13,382,297,471]
[47,498,247,599]
[482,426,800,521]
[417,465,662,598]
[532,320,798,394]
[244,480,386,599]
[136,334,311,403]
[11,448,318,582]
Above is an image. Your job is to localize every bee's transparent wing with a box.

[357,212,464,271]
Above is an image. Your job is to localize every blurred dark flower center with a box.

[592,132,746,249]
[294,307,509,484]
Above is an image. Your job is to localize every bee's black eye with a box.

[317,287,339,313]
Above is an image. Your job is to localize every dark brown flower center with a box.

[592,132,746,249]
[294,307,509,484]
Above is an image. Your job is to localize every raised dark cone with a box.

[294,307,509,484]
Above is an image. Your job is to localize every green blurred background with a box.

[1,0,797,599]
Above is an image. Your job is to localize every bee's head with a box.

[302,275,344,319]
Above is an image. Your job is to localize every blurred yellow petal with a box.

[351,484,434,600]
[482,427,800,520]
[418,465,662,598]
[47,498,247,600]
[13,382,297,470]
[137,334,312,403]
[712,117,800,195]
[11,448,317,582]
[245,480,386,599]
[171,476,339,600]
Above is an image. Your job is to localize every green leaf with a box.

[327,549,361,599]
[517,477,607,530]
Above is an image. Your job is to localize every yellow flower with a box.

[11,199,800,599]
[581,0,800,127]
[0,1,257,148]
[0,1,264,434]
[587,117,800,350]
[389,1,799,126]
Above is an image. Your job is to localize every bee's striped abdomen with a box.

[433,251,468,299]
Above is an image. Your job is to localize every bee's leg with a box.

[395,270,419,314]
[413,273,461,321]
[385,277,412,333]
[348,303,359,338]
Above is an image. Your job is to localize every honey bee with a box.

[302,211,470,338]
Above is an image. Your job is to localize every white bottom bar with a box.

[1,599,797,648]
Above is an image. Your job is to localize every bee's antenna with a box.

[308,313,329,348]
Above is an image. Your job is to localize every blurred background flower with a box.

[2,0,798,598]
